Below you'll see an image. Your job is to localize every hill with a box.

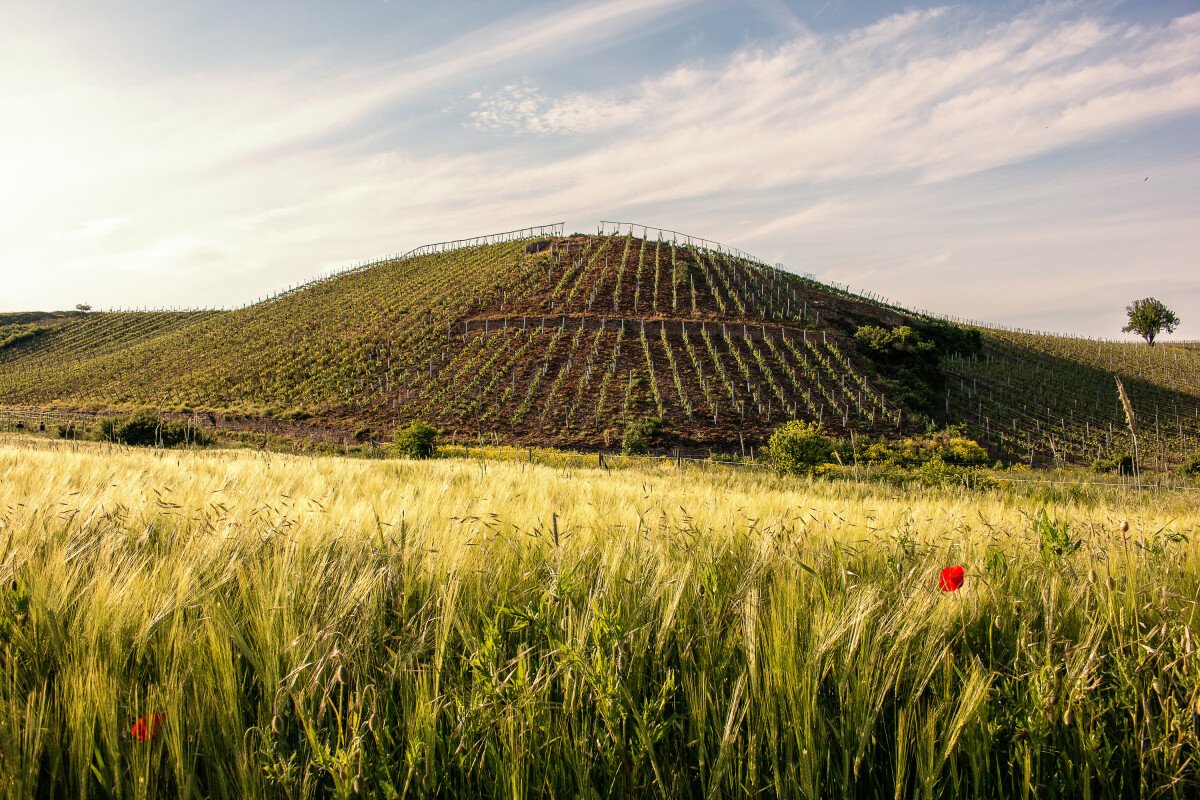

[1,224,1197,465]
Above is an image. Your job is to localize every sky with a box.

[1,0,1197,339]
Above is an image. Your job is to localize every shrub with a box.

[95,417,120,441]
[855,433,987,467]
[1180,451,1200,477]
[1092,453,1135,475]
[621,417,662,455]
[768,421,834,474]
[853,321,980,422]
[97,411,211,448]
[394,421,438,459]
[941,436,988,466]
[918,455,950,486]
[114,411,169,446]
[54,422,81,440]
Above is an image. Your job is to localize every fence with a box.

[597,220,907,312]
[254,222,566,309]
[0,408,114,436]
[4,417,1194,494]
[401,223,564,258]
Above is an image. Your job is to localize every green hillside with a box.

[1,227,1197,465]
[946,329,1200,469]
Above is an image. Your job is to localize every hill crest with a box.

[1,223,1197,464]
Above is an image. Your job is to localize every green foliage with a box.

[115,411,174,447]
[54,422,82,439]
[914,317,983,357]
[1180,450,1200,477]
[917,454,951,486]
[620,417,662,455]
[1093,452,1135,475]
[1033,508,1082,558]
[1122,297,1180,346]
[100,410,212,447]
[94,416,118,441]
[853,324,934,356]
[394,421,438,459]
[854,320,983,423]
[0,324,48,351]
[853,325,940,419]
[854,432,988,467]
[0,576,30,646]
[939,435,989,465]
[768,420,834,474]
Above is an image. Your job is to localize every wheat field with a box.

[0,435,1196,798]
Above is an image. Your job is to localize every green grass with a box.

[1,435,1197,798]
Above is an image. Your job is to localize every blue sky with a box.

[1,0,1197,339]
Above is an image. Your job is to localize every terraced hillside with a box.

[1,225,1198,464]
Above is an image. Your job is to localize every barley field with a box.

[0,435,1197,798]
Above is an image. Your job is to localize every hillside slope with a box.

[1,228,1197,463]
[945,328,1200,468]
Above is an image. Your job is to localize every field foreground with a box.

[0,436,1197,798]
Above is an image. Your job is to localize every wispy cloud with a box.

[395,0,701,90]
[0,2,1197,336]
[457,6,1199,197]
[467,84,646,135]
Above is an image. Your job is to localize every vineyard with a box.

[1,224,1197,465]
[943,330,1200,469]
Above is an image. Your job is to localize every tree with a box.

[75,303,92,312]
[1122,298,1179,346]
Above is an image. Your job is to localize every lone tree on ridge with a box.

[1122,297,1179,346]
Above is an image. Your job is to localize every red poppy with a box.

[131,714,165,742]
[938,565,965,592]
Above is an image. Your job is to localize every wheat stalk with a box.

[1115,375,1140,477]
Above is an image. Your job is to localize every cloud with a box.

[467,84,647,135]
[398,0,701,89]
[738,201,853,240]
[1,2,1197,337]
[492,6,1199,196]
